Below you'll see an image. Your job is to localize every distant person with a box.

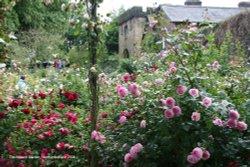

[54,57,59,68]
[16,76,27,89]
[58,60,63,69]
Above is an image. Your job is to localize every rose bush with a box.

[0,24,249,167]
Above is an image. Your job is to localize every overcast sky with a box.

[99,0,245,16]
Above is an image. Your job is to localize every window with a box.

[124,25,128,39]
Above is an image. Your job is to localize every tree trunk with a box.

[88,0,99,166]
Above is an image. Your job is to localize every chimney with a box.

[238,1,250,7]
[185,0,202,6]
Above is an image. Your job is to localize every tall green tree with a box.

[7,0,69,32]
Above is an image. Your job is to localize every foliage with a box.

[0,23,249,167]
[7,0,69,32]
[0,0,16,63]
[7,29,65,68]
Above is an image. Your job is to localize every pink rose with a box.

[123,73,130,82]
[163,72,169,77]
[227,119,237,127]
[192,147,203,159]
[228,110,240,120]
[237,121,248,131]
[124,153,133,163]
[202,150,210,160]
[164,109,175,119]
[56,142,65,151]
[172,106,182,116]
[170,61,176,67]
[189,89,199,98]
[118,87,128,98]
[140,120,146,128]
[165,97,175,107]
[191,112,201,121]
[23,122,31,128]
[142,81,149,87]
[155,78,164,85]
[82,145,88,152]
[91,130,98,139]
[202,97,212,108]
[169,66,177,73]
[59,128,70,134]
[64,154,70,160]
[57,103,65,109]
[130,143,143,158]
[187,154,200,164]
[213,118,223,126]
[116,85,122,92]
[129,83,138,96]
[176,85,187,95]
[119,116,127,124]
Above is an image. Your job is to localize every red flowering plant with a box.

[0,86,93,167]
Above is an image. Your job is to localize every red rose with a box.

[59,89,63,95]
[27,101,33,107]
[72,92,79,100]
[58,103,65,109]
[22,108,30,115]
[64,91,71,98]
[50,102,56,107]
[101,113,108,118]
[32,94,38,99]
[8,99,20,107]
[64,154,70,160]
[67,95,75,101]
[38,92,46,99]
[0,112,5,118]
[129,74,136,80]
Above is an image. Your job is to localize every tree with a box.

[7,0,69,32]
[0,0,16,63]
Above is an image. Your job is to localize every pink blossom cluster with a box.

[17,150,31,160]
[122,73,136,82]
[59,128,70,134]
[213,109,247,131]
[116,85,128,98]
[176,85,187,95]
[191,111,201,121]
[98,73,108,84]
[189,88,199,98]
[202,97,212,108]
[128,83,142,96]
[124,143,143,164]
[56,142,74,151]
[227,110,247,131]
[140,120,146,128]
[91,130,106,143]
[187,147,210,164]
[169,61,177,73]
[161,97,182,119]
[118,110,140,124]
[154,78,164,85]
[65,112,78,124]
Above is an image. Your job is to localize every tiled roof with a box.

[160,5,250,23]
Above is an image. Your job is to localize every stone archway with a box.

[123,49,130,58]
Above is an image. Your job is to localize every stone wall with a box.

[119,7,147,58]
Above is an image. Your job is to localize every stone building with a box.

[118,0,250,58]
[118,7,149,58]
